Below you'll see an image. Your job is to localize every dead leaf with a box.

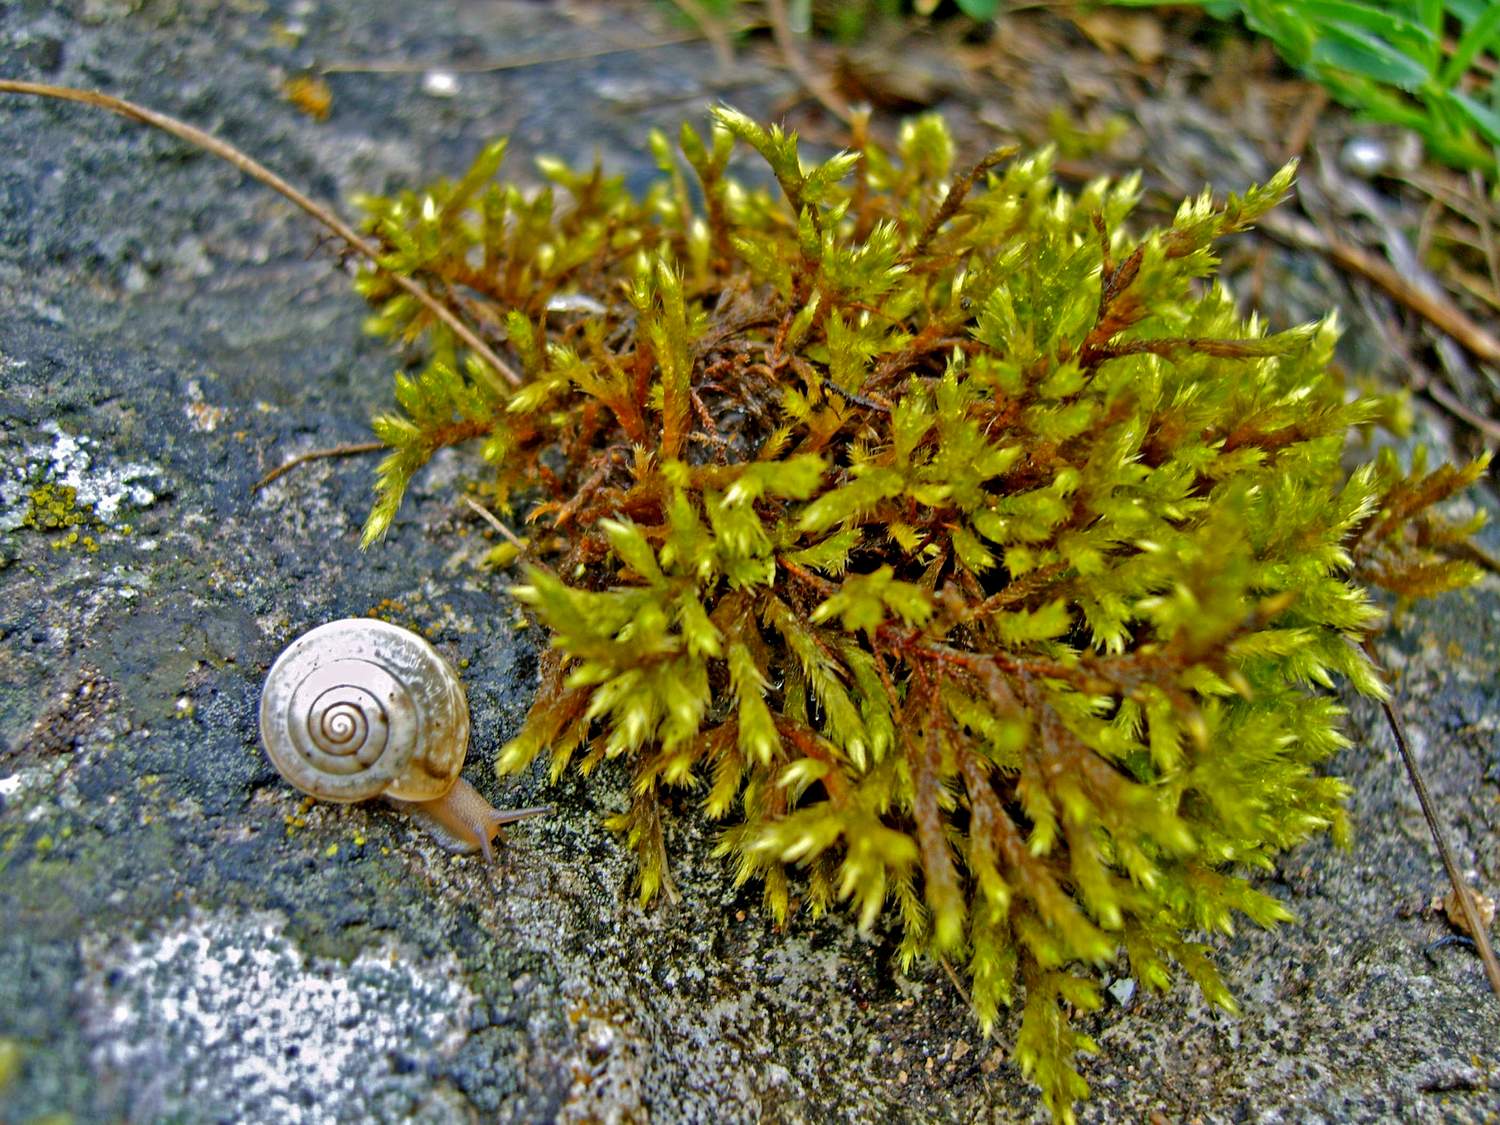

[1445,886,1497,936]
[1073,10,1164,66]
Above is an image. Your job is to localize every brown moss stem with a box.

[905,145,1019,264]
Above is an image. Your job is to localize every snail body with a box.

[259,618,547,859]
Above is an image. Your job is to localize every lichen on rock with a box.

[78,911,476,1124]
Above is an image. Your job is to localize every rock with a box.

[2,2,1498,1122]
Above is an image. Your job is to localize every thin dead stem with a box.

[321,31,708,75]
[1363,638,1500,1000]
[938,956,972,1005]
[1470,170,1500,300]
[766,0,852,125]
[461,494,527,550]
[0,79,523,389]
[250,440,384,493]
[666,1,736,72]
[1257,207,1500,369]
[904,145,1019,264]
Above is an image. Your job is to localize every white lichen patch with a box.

[37,422,160,523]
[78,910,476,1124]
[557,1000,649,1124]
[420,70,460,98]
[184,378,230,433]
[0,422,162,531]
[0,758,70,811]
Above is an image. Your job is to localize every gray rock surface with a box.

[1,2,1497,1122]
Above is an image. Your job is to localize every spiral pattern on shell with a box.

[259,618,469,804]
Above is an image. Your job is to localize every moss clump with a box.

[352,109,1485,1119]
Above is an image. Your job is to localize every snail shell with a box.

[259,618,468,804]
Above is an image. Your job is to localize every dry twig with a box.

[1470,170,1500,300]
[1257,208,1500,370]
[250,441,385,493]
[766,0,852,124]
[0,80,523,390]
[461,494,527,550]
[1280,86,1329,166]
[320,31,708,75]
[1364,639,1500,1000]
[666,0,736,72]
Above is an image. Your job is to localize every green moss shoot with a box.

[351,108,1487,1121]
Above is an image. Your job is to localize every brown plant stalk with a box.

[0,79,523,390]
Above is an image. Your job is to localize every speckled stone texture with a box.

[1,3,1497,1122]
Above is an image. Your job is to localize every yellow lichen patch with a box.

[23,483,90,532]
[283,74,332,121]
[0,1037,22,1090]
[23,482,114,552]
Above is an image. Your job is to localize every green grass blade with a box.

[1416,0,1443,34]
[1448,0,1495,26]
[1311,24,1433,90]
[1299,1,1436,64]
[1441,1,1500,87]
[1451,89,1500,147]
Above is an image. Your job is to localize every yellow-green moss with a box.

[348,109,1486,1122]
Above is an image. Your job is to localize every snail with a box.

[259,618,549,860]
